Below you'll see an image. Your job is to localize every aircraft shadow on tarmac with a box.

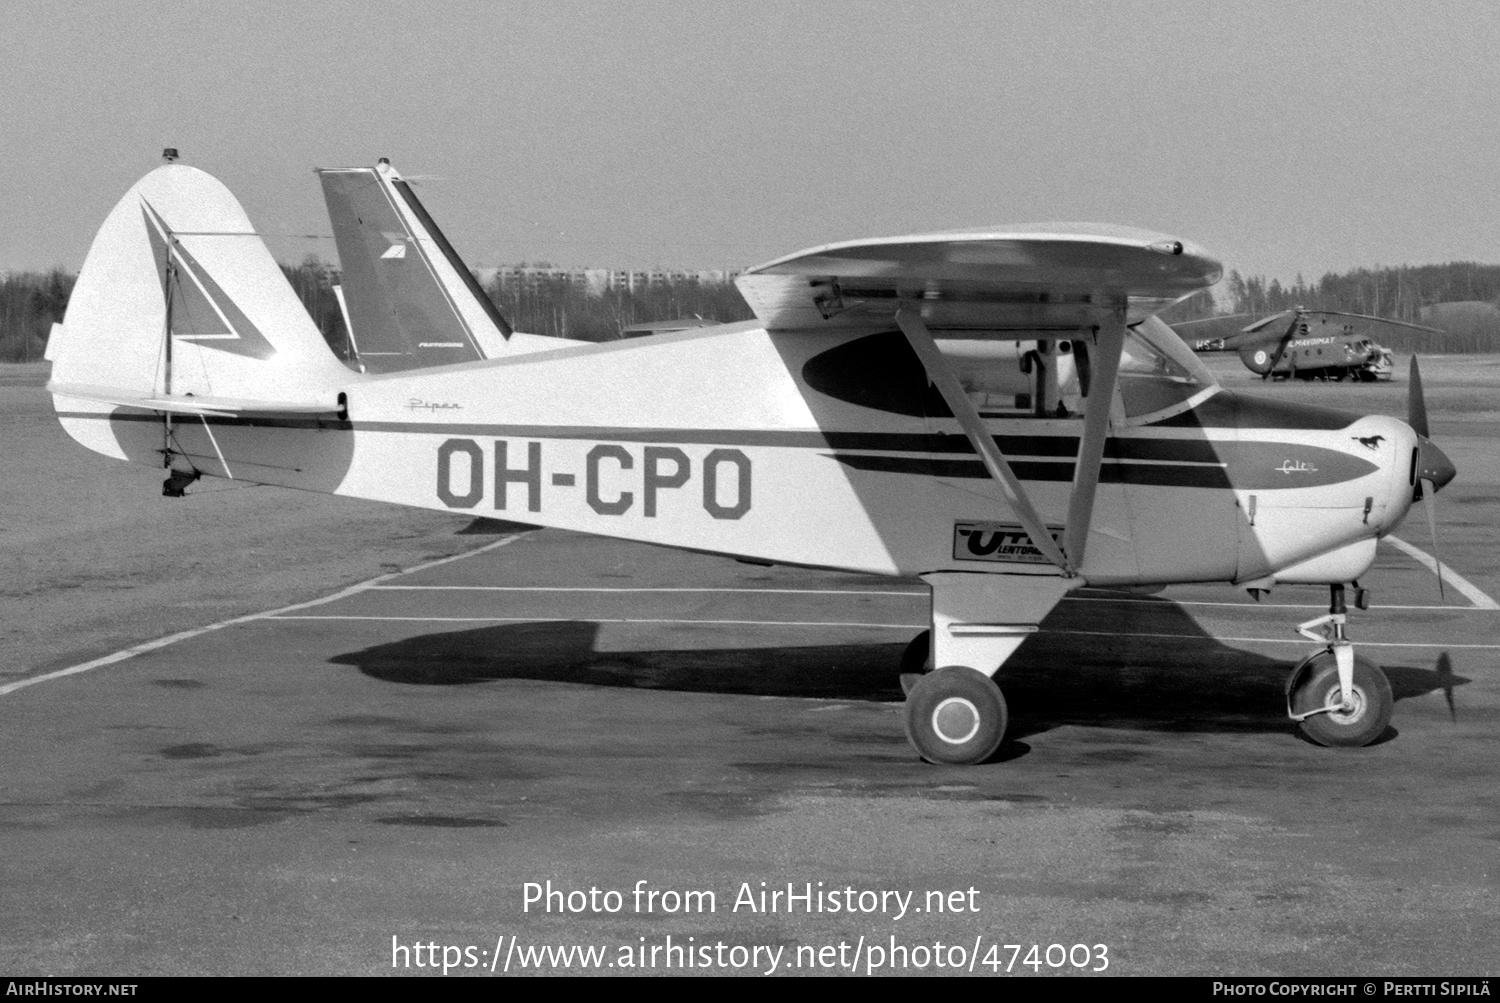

[330,596,1467,741]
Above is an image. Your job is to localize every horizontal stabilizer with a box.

[49,381,343,419]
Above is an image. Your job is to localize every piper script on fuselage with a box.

[954,522,1065,564]
[435,437,752,520]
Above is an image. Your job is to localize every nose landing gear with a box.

[1285,584,1393,747]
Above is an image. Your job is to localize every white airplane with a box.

[46,159,1456,765]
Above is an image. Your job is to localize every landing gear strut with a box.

[1285,584,1393,746]
[899,573,1069,765]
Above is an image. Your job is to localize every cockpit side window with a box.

[1117,316,1221,422]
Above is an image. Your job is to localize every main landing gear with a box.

[1285,583,1393,747]
[904,659,1009,766]
[899,573,1070,766]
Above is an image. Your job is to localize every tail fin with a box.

[51,164,350,399]
[317,160,568,372]
[50,163,350,461]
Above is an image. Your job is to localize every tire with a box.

[1289,653,1393,748]
[899,629,932,675]
[903,666,1007,765]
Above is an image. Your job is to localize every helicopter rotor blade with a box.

[1168,312,1257,329]
[1306,309,1445,335]
[1263,313,1302,372]
[1239,310,1293,334]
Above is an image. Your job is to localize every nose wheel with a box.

[904,666,1008,765]
[1288,652,1393,747]
[1285,584,1394,747]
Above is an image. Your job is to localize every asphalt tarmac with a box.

[2,358,1497,977]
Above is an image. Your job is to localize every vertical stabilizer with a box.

[318,161,561,372]
[50,164,350,402]
[48,163,352,468]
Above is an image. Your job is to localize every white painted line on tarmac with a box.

[255,616,1500,650]
[0,536,526,699]
[370,585,1488,613]
[1056,628,1500,650]
[1066,596,1487,612]
[1384,535,1500,610]
[269,615,927,629]
[371,585,929,596]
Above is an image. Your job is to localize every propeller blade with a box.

[1422,477,1445,600]
[1408,355,1430,439]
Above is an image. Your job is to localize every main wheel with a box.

[1289,653,1393,748]
[904,666,1007,765]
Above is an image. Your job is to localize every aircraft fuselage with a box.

[61,321,1430,590]
[1239,334,1393,382]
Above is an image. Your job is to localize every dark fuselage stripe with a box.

[829,454,1234,488]
[64,410,1218,455]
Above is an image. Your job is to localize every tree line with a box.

[1220,262,1500,323]
[1162,261,1500,352]
[0,257,754,362]
[6,257,1499,362]
[0,269,73,362]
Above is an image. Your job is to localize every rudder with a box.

[317,160,566,373]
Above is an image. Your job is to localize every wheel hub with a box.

[931,697,981,745]
[1325,685,1366,724]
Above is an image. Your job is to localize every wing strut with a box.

[894,305,1071,574]
[1062,305,1126,572]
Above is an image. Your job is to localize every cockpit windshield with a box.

[1117,315,1220,421]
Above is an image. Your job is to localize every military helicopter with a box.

[1172,308,1443,381]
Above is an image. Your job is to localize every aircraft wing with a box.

[734,224,1221,334]
[48,381,344,419]
[736,224,1222,577]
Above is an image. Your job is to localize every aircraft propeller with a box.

[1406,355,1457,599]
[1407,354,1430,439]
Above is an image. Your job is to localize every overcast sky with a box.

[4,1,1498,290]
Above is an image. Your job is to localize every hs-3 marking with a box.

[435,438,752,519]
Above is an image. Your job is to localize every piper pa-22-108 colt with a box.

[47,157,1457,765]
